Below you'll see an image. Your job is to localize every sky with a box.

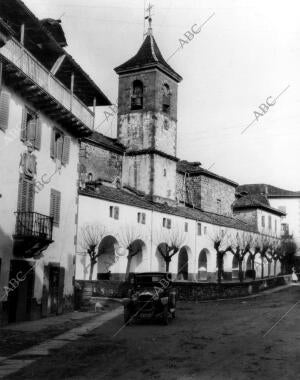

[25,0,300,190]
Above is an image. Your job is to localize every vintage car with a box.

[123,272,176,325]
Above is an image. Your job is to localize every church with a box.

[76,20,284,283]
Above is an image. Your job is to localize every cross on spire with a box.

[145,3,154,36]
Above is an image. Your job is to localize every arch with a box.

[232,255,239,280]
[177,246,189,280]
[97,235,119,276]
[162,83,171,113]
[128,239,146,273]
[131,80,143,110]
[198,248,209,281]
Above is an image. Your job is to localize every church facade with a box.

[76,27,284,283]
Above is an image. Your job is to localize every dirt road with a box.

[5,286,300,380]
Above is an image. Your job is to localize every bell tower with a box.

[114,11,182,204]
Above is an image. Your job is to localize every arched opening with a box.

[162,83,171,113]
[177,246,189,280]
[97,235,119,279]
[128,239,146,274]
[232,255,239,280]
[246,255,252,270]
[131,80,143,110]
[198,249,208,281]
[155,243,168,272]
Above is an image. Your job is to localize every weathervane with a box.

[144,3,154,37]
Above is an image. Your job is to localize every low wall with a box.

[75,274,294,308]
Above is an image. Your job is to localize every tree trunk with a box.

[274,260,277,276]
[217,252,223,284]
[165,257,171,272]
[89,260,96,280]
[238,259,243,282]
[125,254,133,280]
[261,256,264,278]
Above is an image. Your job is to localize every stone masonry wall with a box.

[80,142,122,183]
[233,209,258,226]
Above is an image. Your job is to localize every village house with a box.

[0,0,110,324]
[76,23,284,284]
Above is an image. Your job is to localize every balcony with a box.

[13,211,54,258]
[0,38,94,134]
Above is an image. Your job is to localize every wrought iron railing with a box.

[14,211,53,241]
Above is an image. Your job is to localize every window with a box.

[217,199,221,214]
[221,229,225,237]
[163,217,171,229]
[0,91,10,132]
[20,107,41,150]
[50,128,71,165]
[131,80,143,110]
[204,226,207,235]
[17,175,35,212]
[162,83,170,113]
[137,212,146,224]
[109,206,119,220]
[261,215,265,228]
[50,189,61,226]
[163,168,167,177]
[184,222,188,232]
[268,215,272,229]
[87,173,93,182]
[281,223,289,236]
[197,222,202,236]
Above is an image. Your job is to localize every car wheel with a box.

[124,308,132,325]
[162,305,169,325]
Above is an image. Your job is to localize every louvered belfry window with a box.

[20,107,41,150]
[50,128,71,165]
[17,175,35,212]
[0,91,10,131]
[50,189,61,226]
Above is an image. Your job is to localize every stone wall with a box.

[233,209,258,226]
[76,275,292,307]
[80,142,122,183]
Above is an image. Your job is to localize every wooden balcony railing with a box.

[0,38,94,129]
[15,211,53,241]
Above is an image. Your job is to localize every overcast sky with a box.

[26,0,300,190]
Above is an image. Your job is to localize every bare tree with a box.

[155,224,186,273]
[247,235,261,278]
[211,229,232,283]
[79,223,107,280]
[117,225,145,280]
[229,231,252,282]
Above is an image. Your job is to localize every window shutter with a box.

[50,189,61,226]
[18,176,35,212]
[0,91,10,131]
[50,128,55,159]
[114,207,119,220]
[20,107,27,142]
[61,135,71,165]
[34,116,41,150]
[142,213,146,224]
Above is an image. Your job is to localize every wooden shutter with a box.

[50,128,55,159]
[0,91,10,131]
[142,213,146,224]
[114,206,119,220]
[50,189,61,226]
[34,116,41,150]
[20,107,27,141]
[17,176,35,212]
[61,135,71,165]
[57,266,65,315]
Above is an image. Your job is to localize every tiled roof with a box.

[177,160,238,187]
[83,131,125,154]
[114,34,182,83]
[237,184,300,198]
[79,185,257,233]
[233,194,285,216]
